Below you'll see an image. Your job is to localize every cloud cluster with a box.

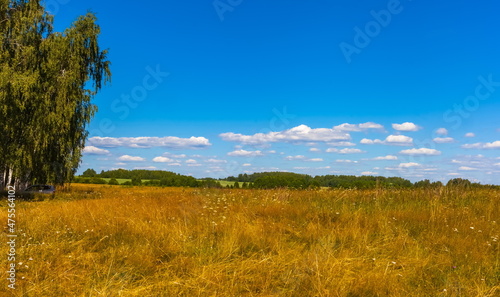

[326,148,365,154]
[399,148,441,156]
[285,155,323,162]
[398,162,421,168]
[336,159,358,163]
[433,137,454,143]
[219,123,385,146]
[372,155,398,160]
[361,135,413,146]
[83,146,110,155]
[227,149,264,157]
[153,156,177,163]
[117,155,146,162]
[392,122,421,131]
[205,158,228,164]
[88,136,211,149]
[326,141,356,147]
[461,141,500,149]
[220,125,351,145]
[333,122,384,132]
[435,128,448,135]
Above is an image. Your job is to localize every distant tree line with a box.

[76,169,498,190]
[223,172,498,190]
[224,172,412,189]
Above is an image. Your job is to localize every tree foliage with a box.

[225,172,415,189]
[0,0,110,188]
[82,168,97,177]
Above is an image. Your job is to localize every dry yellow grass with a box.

[1,184,499,296]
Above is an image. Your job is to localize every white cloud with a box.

[220,124,352,145]
[308,158,324,162]
[459,166,477,171]
[267,150,277,154]
[167,163,182,166]
[152,156,176,163]
[134,166,157,170]
[392,122,421,131]
[447,173,460,176]
[461,141,500,149]
[285,155,324,162]
[482,141,500,149]
[399,162,421,168]
[399,148,441,156]
[336,159,358,163]
[227,149,264,157]
[385,135,413,145]
[433,137,455,143]
[326,148,365,154]
[360,138,383,145]
[309,148,321,152]
[436,128,448,135]
[185,159,197,164]
[115,162,127,166]
[361,171,378,175]
[372,155,398,160]
[326,141,356,147]
[285,155,305,160]
[162,153,187,158]
[88,136,211,149]
[464,133,476,138]
[360,135,413,146]
[293,167,309,170]
[117,155,145,162]
[205,158,228,164]
[334,122,384,132]
[242,163,252,167]
[83,146,110,155]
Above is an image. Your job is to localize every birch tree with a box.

[0,0,111,188]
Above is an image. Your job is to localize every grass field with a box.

[216,180,236,187]
[1,184,499,296]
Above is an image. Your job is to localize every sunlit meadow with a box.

[1,184,499,296]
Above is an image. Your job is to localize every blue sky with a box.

[50,0,500,184]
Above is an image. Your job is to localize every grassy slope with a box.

[1,184,499,296]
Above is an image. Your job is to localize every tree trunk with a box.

[7,167,13,187]
[0,166,6,189]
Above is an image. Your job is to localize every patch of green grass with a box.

[101,178,154,184]
[218,180,236,187]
